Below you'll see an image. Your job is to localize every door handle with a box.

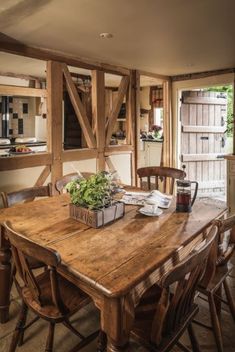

[221,137,226,148]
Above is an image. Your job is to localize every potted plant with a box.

[66,171,125,228]
[151,125,163,139]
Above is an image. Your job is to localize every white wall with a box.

[63,159,97,175]
[108,154,131,185]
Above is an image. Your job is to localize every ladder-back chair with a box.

[55,172,94,194]
[1,184,53,274]
[4,221,99,352]
[137,166,186,194]
[196,214,235,352]
[130,225,218,352]
[1,183,52,208]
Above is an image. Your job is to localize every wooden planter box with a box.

[69,202,125,228]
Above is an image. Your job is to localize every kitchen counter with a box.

[0,141,46,149]
[141,138,163,143]
[0,141,47,157]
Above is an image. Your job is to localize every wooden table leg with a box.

[101,295,134,352]
[0,226,11,324]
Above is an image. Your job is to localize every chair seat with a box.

[22,270,90,321]
[199,262,233,294]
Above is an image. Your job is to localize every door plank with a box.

[183,96,227,105]
[182,125,226,133]
[182,153,225,162]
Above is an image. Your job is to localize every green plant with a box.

[66,172,113,210]
[206,85,234,136]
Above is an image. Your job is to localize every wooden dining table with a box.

[0,193,227,351]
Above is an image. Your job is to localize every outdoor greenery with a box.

[206,85,234,136]
[66,171,113,210]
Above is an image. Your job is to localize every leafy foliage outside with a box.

[206,85,234,136]
[66,172,113,210]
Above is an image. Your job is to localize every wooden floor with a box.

[0,254,234,352]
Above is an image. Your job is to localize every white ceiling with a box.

[0,0,234,76]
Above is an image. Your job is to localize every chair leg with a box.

[8,303,28,352]
[208,292,224,352]
[18,305,28,346]
[97,330,107,352]
[45,322,55,352]
[214,285,222,322]
[63,319,84,339]
[187,323,201,352]
[223,278,235,322]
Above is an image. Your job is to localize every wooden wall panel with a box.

[91,70,106,171]
[47,61,63,192]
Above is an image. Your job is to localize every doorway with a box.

[180,86,233,200]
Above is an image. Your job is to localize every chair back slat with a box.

[137,167,186,194]
[4,221,62,309]
[1,184,52,208]
[147,225,218,346]
[147,176,151,190]
[55,173,80,194]
[216,214,235,239]
[55,172,94,194]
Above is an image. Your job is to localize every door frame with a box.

[172,72,234,169]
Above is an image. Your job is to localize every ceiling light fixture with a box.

[99,32,113,39]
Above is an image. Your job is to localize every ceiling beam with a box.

[171,68,235,82]
[0,32,130,76]
[139,70,170,81]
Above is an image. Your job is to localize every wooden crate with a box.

[69,202,125,228]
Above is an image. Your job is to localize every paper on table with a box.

[121,190,173,209]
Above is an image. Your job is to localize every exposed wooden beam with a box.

[125,70,138,185]
[105,76,130,146]
[138,70,170,81]
[135,71,140,186]
[0,85,46,97]
[233,75,235,155]
[163,79,172,167]
[47,61,63,192]
[0,153,52,171]
[0,71,45,82]
[104,145,133,155]
[34,165,51,186]
[0,32,130,76]
[91,70,106,171]
[171,68,235,82]
[62,64,96,149]
[62,149,98,162]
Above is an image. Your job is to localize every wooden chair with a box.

[4,221,99,352]
[1,184,53,273]
[196,214,235,352]
[1,183,52,208]
[137,166,186,194]
[55,172,94,194]
[129,225,218,352]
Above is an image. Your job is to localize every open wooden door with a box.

[180,90,227,198]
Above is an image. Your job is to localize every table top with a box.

[0,194,227,297]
